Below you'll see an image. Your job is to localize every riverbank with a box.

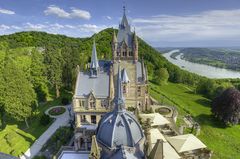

[163,50,240,79]
[180,48,240,71]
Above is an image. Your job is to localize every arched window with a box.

[123,85,126,93]
[89,99,95,109]
[129,51,133,56]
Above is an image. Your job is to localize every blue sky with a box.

[0,0,240,47]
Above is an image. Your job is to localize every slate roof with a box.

[136,61,147,83]
[111,146,144,159]
[96,66,145,150]
[75,60,110,98]
[117,8,133,48]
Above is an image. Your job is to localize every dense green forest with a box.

[0,28,239,128]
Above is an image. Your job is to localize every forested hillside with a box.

[0,28,239,128]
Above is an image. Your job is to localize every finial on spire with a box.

[123,5,126,15]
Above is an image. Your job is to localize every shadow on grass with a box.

[194,114,228,129]
[184,90,194,94]
[195,99,212,108]
[15,130,34,144]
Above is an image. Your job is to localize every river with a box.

[163,50,240,79]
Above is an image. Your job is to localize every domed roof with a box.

[96,65,144,149]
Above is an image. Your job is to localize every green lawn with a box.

[150,82,240,159]
[0,103,54,156]
[0,89,72,157]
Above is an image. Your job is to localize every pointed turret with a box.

[121,68,130,83]
[149,139,164,159]
[90,39,99,77]
[89,135,100,159]
[112,30,117,43]
[90,39,99,69]
[114,65,125,111]
[133,30,139,62]
[120,6,129,29]
[112,30,118,62]
[141,57,146,82]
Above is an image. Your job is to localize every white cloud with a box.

[65,25,75,29]
[0,23,110,37]
[0,8,15,15]
[71,8,91,20]
[11,25,21,30]
[24,22,47,30]
[0,24,10,30]
[105,16,112,20]
[44,5,91,20]
[77,24,107,33]
[132,9,240,45]
[44,5,70,18]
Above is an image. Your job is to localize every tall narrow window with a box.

[80,115,86,122]
[123,85,126,93]
[79,100,85,107]
[138,86,141,96]
[90,100,95,109]
[91,115,96,124]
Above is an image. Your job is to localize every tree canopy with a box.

[154,68,169,85]
[212,88,240,125]
[2,56,36,127]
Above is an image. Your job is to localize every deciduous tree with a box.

[3,56,36,128]
[212,88,240,125]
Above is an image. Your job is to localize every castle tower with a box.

[112,6,139,62]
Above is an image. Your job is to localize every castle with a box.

[72,6,149,129]
[58,7,211,159]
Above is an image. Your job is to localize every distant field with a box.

[180,48,240,71]
[150,82,240,159]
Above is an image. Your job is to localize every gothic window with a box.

[88,95,96,109]
[91,115,96,124]
[79,100,85,107]
[137,86,141,96]
[101,100,105,107]
[122,51,126,56]
[129,51,133,56]
[89,100,95,109]
[123,85,127,94]
[80,115,86,122]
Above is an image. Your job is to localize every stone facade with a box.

[72,7,150,151]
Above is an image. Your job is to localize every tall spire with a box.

[90,39,99,69]
[112,30,117,43]
[90,39,99,77]
[114,65,125,111]
[121,5,129,28]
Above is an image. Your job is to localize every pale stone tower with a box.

[111,6,139,63]
[111,6,150,111]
